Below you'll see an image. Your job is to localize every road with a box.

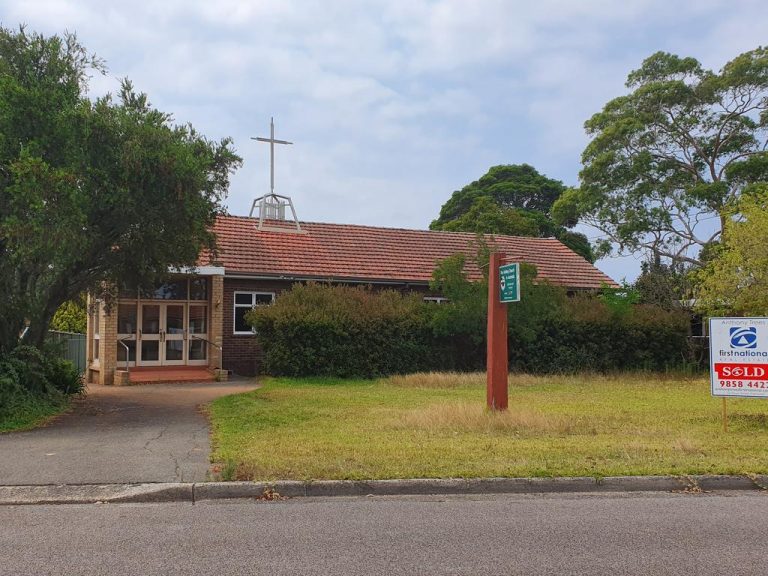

[2,491,767,575]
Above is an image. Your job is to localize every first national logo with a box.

[730,327,757,349]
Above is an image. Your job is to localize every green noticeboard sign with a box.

[499,263,520,303]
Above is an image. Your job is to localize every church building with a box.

[84,119,617,385]
[85,208,617,385]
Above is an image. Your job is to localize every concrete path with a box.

[0,381,257,485]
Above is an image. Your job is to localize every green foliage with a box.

[511,297,691,373]
[434,164,566,220]
[430,255,486,333]
[428,256,688,373]
[429,254,489,369]
[598,282,640,316]
[0,344,82,430]
[249,265,692,378]
[695,183,768,315]
[0,392,66,433]
[431,164,594,262]
[247,283,452,378]
[435,197,541,237]
[50,295,87,333]
[555,47,768,266]
[634,260,693,310]
[0,27,241,351]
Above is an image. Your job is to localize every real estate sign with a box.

[499,263,520,303]
[710,317,768,398]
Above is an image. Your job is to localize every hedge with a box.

[248,282,692,378]
[248,284,454,377]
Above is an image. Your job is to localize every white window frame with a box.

[423,297,449,304]
[233,291,275,335]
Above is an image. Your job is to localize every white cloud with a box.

[3,0,767,281]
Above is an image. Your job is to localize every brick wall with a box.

[210,275,224,371]
[222,278,292,376]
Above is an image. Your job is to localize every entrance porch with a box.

[86,268,225,385]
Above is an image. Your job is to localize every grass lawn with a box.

[0,395,70,433]
[208,372,768,481]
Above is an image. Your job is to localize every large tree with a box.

[431,164,594,261]
[0,27,241,351]
[553,48,768,266]
[695,183,768,315]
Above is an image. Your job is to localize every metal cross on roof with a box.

[251,117,292,196]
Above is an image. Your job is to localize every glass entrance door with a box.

[187,305,208,365]
[138,303,188,366]
[164,304,186,366]
[139,304,162,366]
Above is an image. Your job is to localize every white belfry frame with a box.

[249,193,303,233]
[249,117,303,233]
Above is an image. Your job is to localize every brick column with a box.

[101,301,118,385]
[210,274,224,373]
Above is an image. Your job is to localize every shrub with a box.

[507,296,690,373]
[50,295,87,333]
[0,345,83,428]
[247,276,693,378]
[248,283,453,378]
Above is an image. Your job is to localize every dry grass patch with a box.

[397,400,578,435]
[386,372,483,388]
[671,437,702,454]
[387,371,552,389]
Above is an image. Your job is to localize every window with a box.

[123,278,208,301]
[117,303,137,335]
[423,297,449,304]
[233,292,274,334]
[190,278,208,301]
[142,280,188,300]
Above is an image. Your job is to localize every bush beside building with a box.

[248,282,691,378]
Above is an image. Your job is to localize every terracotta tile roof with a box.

[204,215,618,289]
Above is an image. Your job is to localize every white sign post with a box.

[709,317,768,431]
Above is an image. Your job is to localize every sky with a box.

[3,0,767,282]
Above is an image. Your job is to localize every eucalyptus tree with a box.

[553,48,768,266]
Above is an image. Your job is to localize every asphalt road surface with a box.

[2,491,767,575]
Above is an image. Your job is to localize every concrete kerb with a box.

[2,475,766,506]
[0,483,193,506]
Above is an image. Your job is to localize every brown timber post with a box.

[487,251,509,411]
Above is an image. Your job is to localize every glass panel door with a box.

[136,302,205,367]
[188,305,208,364]
[139,304,161,366]
[117,303,137,366]
[164,304,186,365]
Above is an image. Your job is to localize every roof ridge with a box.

[217,214,563,243]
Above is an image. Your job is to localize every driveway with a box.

[0,381,258,485]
